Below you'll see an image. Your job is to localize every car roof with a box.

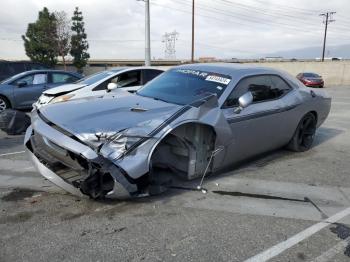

[302,72,319,75]
[23,69,78,74]
[108,66,164,73]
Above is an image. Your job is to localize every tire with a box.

[287,112,317,152]
[0,96,10,113]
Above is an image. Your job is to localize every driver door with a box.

[12,72,48,108]
[222,74,294,163]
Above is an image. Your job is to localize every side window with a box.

[92,70,142,91]
[248,76,275,103]
[117,70,141,87]
[14,73,47,86]
[143,69,162,84]
[224,75,290,108]
[14,74,33,86]
[269,75,292,97]
[32,73,47,85]
[51,73,77,84]
[224,75,271,107]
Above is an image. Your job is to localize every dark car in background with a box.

[0,70,82,112]
[0,60,48,81]
[297,72,324,88]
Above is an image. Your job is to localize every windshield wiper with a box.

[136,92,170,104]
[152,97,169,103]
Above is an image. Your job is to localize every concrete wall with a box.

[57,61,350,86]
[246,61,350,86]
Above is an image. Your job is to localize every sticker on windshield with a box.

[205,75,231,85]
[176,69,208,78]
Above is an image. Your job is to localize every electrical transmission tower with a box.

[320,12,336,62]
[162,31,179,60]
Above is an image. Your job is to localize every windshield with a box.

[304,73,320,78]
[137,69,231,105]
[75,70,120,85]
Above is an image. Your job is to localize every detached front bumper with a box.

[24,113,138,199]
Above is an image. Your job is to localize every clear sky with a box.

[0,0,349,60]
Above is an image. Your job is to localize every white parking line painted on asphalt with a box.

[312,237,350,262]
[244,207,350,262]
[0,151,25,157]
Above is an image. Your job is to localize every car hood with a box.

[39,93,183,141]
[43,83,87,96]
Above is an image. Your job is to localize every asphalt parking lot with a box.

[1,86,350,262]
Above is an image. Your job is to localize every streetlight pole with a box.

[145,0,151,66]
[191,0,195,63]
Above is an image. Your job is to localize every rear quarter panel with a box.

[297,87,331,128]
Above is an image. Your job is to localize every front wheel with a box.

[287,113,317,152]
[0,96,10,112]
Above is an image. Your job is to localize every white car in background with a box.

[35,67,164,108]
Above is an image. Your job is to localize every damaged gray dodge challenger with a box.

[24,64,331,199]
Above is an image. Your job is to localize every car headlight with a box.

[36,94,54,106]
[96,132,146,159]
[50,94,75,104]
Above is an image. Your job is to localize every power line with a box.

[221,0,321,14]
[170,0,323,32]
[154,0,321,35]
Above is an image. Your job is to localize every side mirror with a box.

[17,81,27,87]
[107,82,118,92]
[234,92,253,114]
[239,91,253,108]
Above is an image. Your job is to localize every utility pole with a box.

[145,0,151,66]
[191,0,195,63]
[320,12,336,62]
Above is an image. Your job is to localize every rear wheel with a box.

[287,113,317,152]
[0,96,10,112]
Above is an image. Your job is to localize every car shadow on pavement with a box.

[313,126,344,147]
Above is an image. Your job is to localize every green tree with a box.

[70,7,90,72]
[22,7,58,67]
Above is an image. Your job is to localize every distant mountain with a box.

[265,44,350,59]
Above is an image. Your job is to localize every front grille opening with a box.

[30,131,89,185]
[79,172,114,199]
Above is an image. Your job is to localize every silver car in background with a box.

[25,64,331,199]
[35,67,164,108]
